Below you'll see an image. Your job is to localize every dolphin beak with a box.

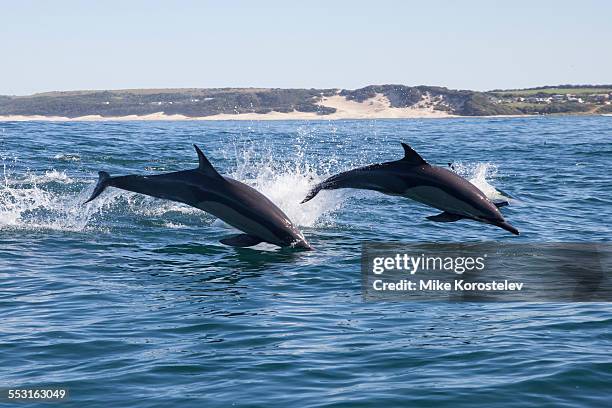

[301,242,314,251]
[494,220,520,235]
[298,240,314,251]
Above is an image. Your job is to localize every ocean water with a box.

[1,117,611,407]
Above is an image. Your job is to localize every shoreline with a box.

[0,113,461,122]
[1,113,601,122]
[0,93,605,122]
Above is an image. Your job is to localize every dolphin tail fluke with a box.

[301,174,344,204]
[84,171,112,204]
[301,183,324,204]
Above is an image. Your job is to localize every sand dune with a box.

[317,94,454,119]
[0,93,456,121]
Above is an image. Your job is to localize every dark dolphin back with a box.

[302,142,428,203]
[302,160,418,203]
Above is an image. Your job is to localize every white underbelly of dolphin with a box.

[402,186,484,218]
[197,201,281,244]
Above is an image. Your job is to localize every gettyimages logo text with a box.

[372,253,487,275]
[361,243,612,302]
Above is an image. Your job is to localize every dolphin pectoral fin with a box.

[426,212,464,222]
[493,200,509,208]
[220,234,264,247]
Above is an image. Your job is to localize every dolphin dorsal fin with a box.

[194,144,224,179]
[400,143,428,166]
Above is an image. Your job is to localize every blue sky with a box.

[1,0,610,95]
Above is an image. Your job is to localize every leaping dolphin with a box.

[85,145,313,249]
[301,143,519,235]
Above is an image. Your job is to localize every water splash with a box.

[54,153,81,162]
[0,166,97,231]
[226,144,348,228]
[452,162,510,202]
[0,157,129,231]
[31,169,75,184]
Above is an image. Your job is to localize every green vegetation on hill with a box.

[0,84,609,118]
[506,102,594,114]
[490,85,612,96]
[0,88,337,118]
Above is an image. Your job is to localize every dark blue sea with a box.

[1,117,611,407]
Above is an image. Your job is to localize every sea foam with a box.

[452,162,510,202]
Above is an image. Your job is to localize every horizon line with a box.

[4,83,612,97]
